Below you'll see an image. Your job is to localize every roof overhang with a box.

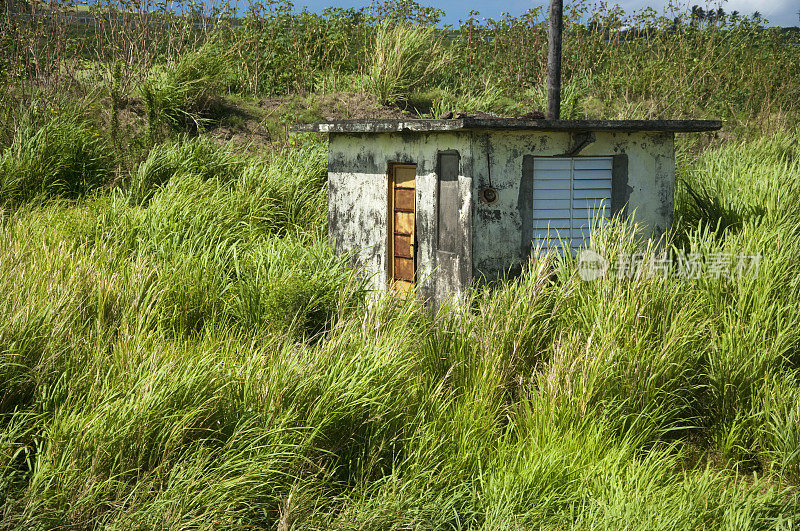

[290,118,723,134]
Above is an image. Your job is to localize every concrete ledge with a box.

[290,118,723,134]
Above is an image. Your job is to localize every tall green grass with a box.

[0,115,112,208]
[3,1,799,143]
[141,45,230,141]
[127,135,241,205]
[1,2,799,524]
[1,129,799,527]
[367,22,449,104]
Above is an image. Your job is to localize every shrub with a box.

[0,116,112,207]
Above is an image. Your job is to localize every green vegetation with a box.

[0,114,113,208]
[1,0,799,527]
[367,22,448,104]
[141,45,230,141]
[1,130,799,527]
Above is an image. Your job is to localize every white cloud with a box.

[614,0,798,25]
[724,0,796,22]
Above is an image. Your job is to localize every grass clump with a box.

[141,45,229,140]
[367,22,448,104]
[127,135,241,205]
[116,136,357,339]
[424,86,529,117]
[0,115,112,207]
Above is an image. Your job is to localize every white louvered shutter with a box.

[532,157,612,253]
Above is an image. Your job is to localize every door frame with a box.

[387,162,417,291]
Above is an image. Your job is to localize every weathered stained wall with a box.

[327,129,675,302]
[327,132,473,304]
[471,130,675,279]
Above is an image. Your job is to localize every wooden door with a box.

[389,164,416,293]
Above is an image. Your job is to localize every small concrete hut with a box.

[289,117,721,305]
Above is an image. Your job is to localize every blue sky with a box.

[287,1,800,26]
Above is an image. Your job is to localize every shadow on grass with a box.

[674,179,766,249]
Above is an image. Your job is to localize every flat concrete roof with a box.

[290,118,723,134]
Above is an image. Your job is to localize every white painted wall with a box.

[471,130,674,278]
[327,129,675,301]
[327,132,474,302]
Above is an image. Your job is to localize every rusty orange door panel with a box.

[389,164,416,293]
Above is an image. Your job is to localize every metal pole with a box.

[547,0,563,120]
